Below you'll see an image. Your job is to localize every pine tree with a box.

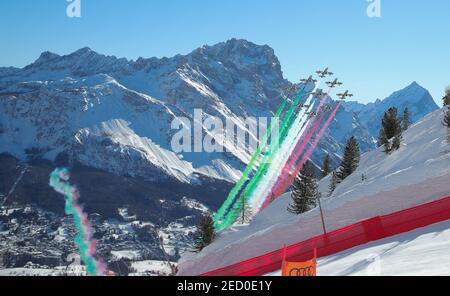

[321,154,331,178]
[288,161,319,215]
[377,128,388,148]
[441,87,450,143]
[328,171,338,197]
[443,87,450,106]
[402,107,411,131]
[444,96,450,107]
[193,216,216,252]
[443,106,450,128]
[235,195,253,224]
[392,133,402,150]
[378,107,403,153]
[336,136,360,181]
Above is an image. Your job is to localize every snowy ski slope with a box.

[178,109,450,275]
[266,220,450,276]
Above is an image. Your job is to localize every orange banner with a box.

[282,260,317,276]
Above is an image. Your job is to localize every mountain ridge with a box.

[0,39,441,273]
[0,39,439,184]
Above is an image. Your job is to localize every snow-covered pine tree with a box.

[443,87,450,106]
[288,161,319,215]
[377,128,388,148]
[328,171,338,197]
[402,107,411,131]
[235,195,253,224]
[444,107,450,128]
[193,216,216,252]
[321,154,331,178]
[441,87,450,143]
[444,109,450,144]
[337,136,360,181]
[378,107,403,153]
[444,96,450,107]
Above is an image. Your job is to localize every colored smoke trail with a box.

[256,91,333,211]
[248,90,331,211]
[259,113,325,210]
[216,87,314,230]
[214,87,307,228]
[247,97,317,210]
[263,103,341,208]
[250,114,321,212]
[212,96,288,225]
[238,92,315,205]
[49,168,106,276]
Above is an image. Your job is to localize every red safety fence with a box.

[201,195,450,276]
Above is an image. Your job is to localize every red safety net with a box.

[200,195,450,276]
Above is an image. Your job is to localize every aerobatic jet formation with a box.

[300,75,318,85]
[316,67,334,78]
[326,78,343,88]
[337,90,353,100]
[311,89,327,99]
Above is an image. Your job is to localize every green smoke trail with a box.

[213,88,302,227]
[50,168,104,276]
[215,88,310,231]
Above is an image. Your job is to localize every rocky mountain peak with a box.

[190,39,283,78]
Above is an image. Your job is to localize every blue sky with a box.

[0,0,449,105]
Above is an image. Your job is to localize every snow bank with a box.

[267,219,450,276]
[178,109,450,275]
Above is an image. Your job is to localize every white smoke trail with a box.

[248,91,317,210]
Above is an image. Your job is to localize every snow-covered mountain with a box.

[0,39,442,274]
[0,40,291,184]
[341,81,438,140]
[0,39,438,186]
[178,108,450,275]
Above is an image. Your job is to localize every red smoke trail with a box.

[288,92,330,162]
[260,113,325,209]
[262,103,341,209]
[257,92,330,211]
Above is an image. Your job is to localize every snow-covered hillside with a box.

[178,109,450,275]
[267,219,450,276]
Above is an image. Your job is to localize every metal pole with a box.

[317,194,327,234]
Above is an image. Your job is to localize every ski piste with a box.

[213,86,309,229]
[216,86,317,231]
[1,165,28,206]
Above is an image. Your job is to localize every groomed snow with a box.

[266,220,450,276]
[130,260,175,276]
[178,109,450,276]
